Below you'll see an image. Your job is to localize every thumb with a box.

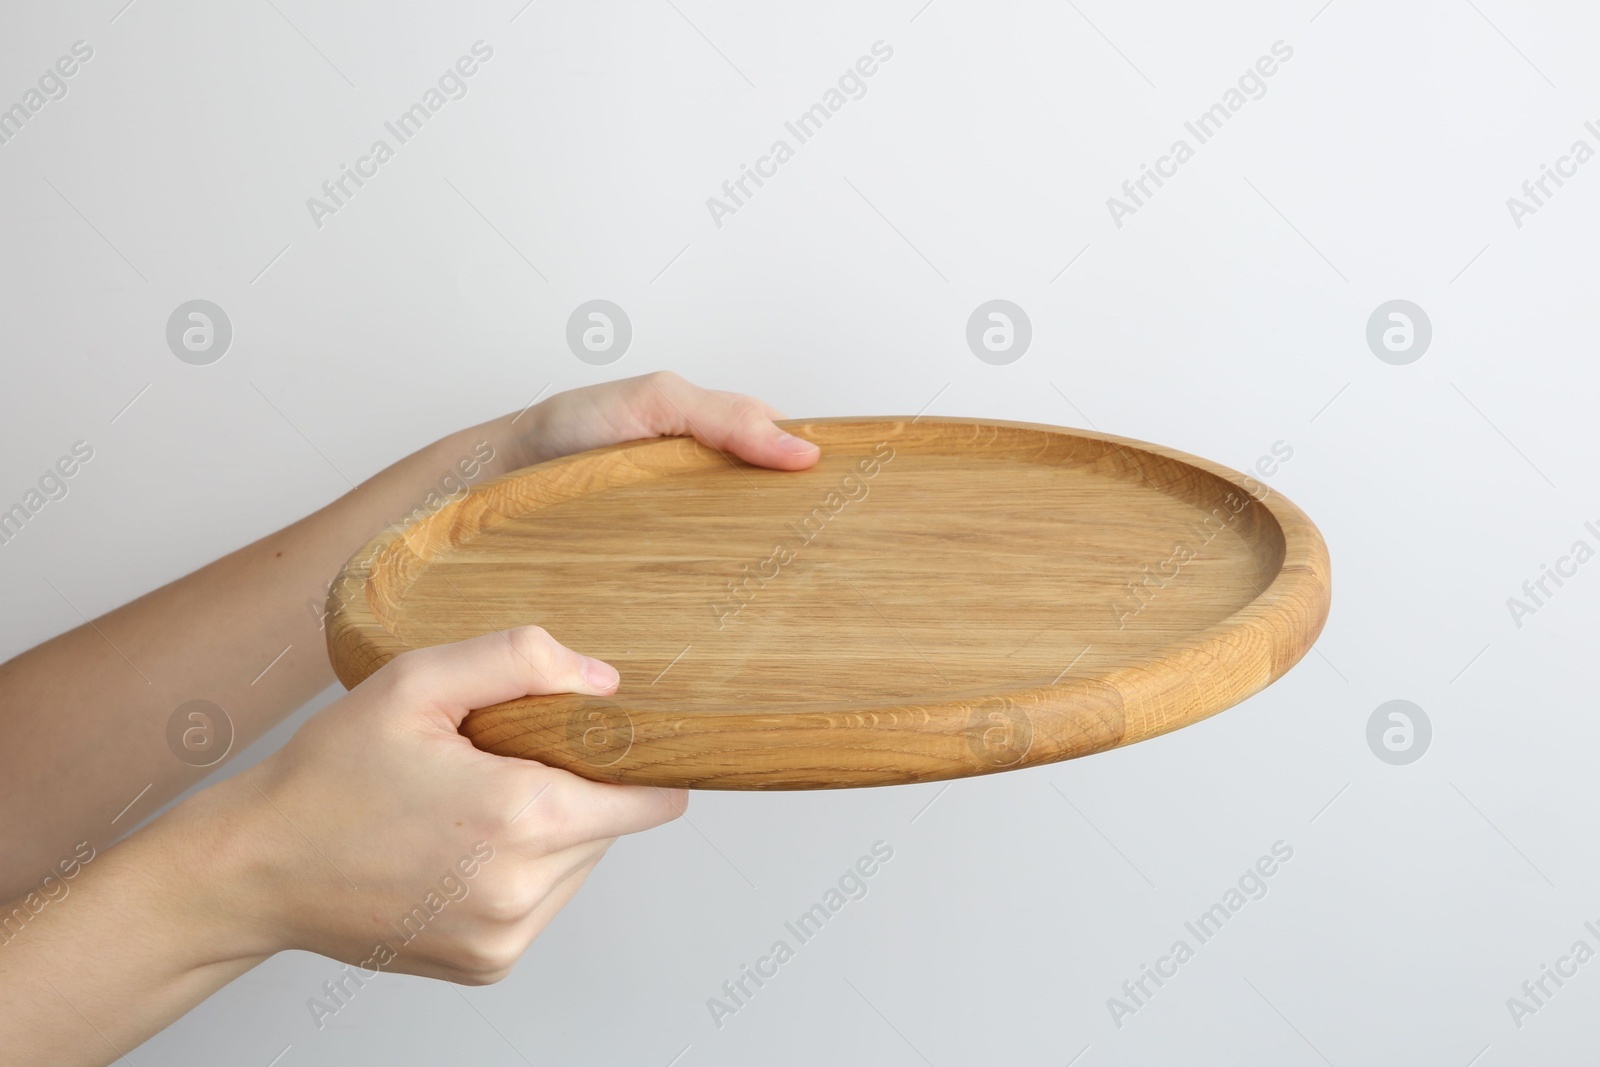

[375,626,619,727]
[714,410,822,472]
[644,377,821,471]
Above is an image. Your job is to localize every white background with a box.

[2,0,1598,1063]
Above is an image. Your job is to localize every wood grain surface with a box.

[326,417,1331,789]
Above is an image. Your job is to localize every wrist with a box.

[131,768,297,966]
[473,402,545,476]
[0,773,288,1062]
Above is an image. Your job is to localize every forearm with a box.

[0,412,524,898]
[0,614,689,1065]
[0,372,805,1059]
[0,371,810,901]
[0,776,279,1067]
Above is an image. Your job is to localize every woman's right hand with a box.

[192,626,685,984]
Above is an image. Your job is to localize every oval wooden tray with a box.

[327,417,1330,789]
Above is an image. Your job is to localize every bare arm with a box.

[0,371,819,900]
[0,626,690,1066]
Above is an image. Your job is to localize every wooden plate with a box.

[326,417,1330,789]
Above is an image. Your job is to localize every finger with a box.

[504,853,604,945]
[742,396,787,422]
[430,852,605,984]
[505,770,687,852]
[645,375,820,472]
[379,626,619,726]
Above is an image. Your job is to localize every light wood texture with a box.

[326,418,1330,789]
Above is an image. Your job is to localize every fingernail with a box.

[583,658,620,690]
[776,432,819,454]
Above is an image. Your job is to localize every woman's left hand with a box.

[493,371,823,472]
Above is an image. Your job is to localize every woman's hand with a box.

[1,626,680,1064]
[0,370,811,902]
[207,626,682,983]
[0,372,813,1065]
[495,371,822,473]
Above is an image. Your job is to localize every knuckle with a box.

[507,624,551,650]
[450,935,524,980]
[504,626,554,670]
[375,651,427,700]
[485,771,562,842]
[729,397,766,424]
[473,882,526,925]
[452,969,501,988]
[660,788,690,823]
[474,875,546,924]
[525,786,577,845]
